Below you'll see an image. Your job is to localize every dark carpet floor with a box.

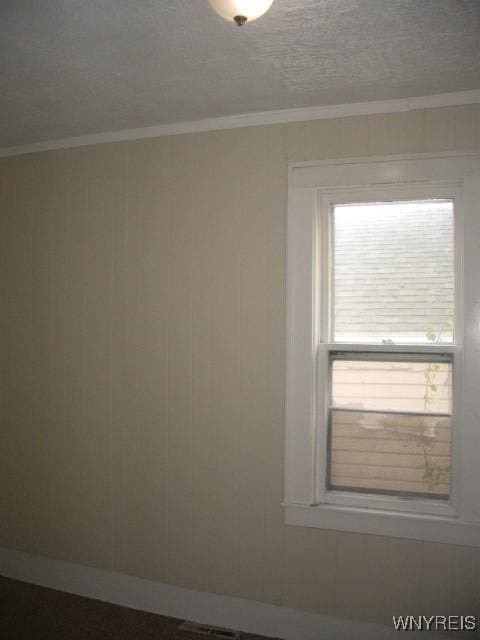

[0,575,268,640]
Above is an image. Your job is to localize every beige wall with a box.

[1,105,479,627]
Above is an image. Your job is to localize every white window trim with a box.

[284,151,480,547]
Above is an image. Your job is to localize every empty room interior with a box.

[1,1,480,638]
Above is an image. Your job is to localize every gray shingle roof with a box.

[333,201,454,343]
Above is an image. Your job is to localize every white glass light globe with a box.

[208,0,275,25]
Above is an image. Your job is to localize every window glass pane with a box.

[329,410,451,497]
[329,358,452,498]
[332,200,454,344]
[331,359,452,414]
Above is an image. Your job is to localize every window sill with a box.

[283,502,480,547]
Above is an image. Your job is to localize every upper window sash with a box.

[317,184,462,349]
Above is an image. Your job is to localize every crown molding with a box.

[1,89,479,159]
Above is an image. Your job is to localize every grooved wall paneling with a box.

[1,106,480,628]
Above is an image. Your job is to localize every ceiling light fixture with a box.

[208,0,275,26]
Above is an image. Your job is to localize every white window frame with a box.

[284,151,480,547]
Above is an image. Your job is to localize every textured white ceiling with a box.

[1,0,479,147]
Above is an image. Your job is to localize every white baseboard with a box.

[0,546,442,640]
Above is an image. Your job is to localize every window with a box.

[328,198,454,502]
[285,152,480,546]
